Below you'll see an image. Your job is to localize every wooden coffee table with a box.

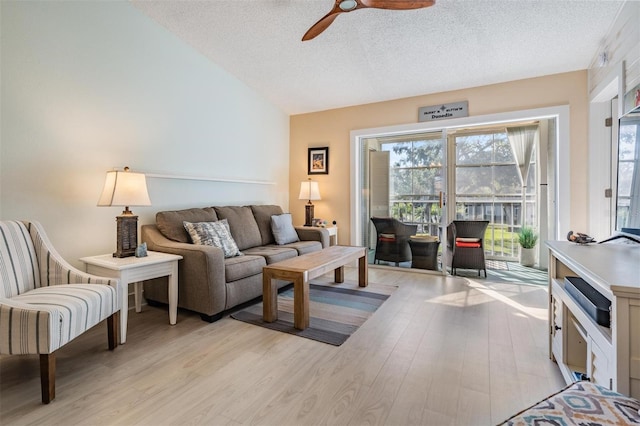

[262,245,368,330]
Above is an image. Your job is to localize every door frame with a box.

[350,106,571,257]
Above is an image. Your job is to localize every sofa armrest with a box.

[141,224,227,316]
[295,226,330,248]
[142,225,222,256]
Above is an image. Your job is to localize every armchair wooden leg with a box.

[107,312,120,350]
[39,353,55,404]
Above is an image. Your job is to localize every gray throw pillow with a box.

[183,219,242,258]
[271,213,300,245]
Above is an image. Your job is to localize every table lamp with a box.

[98,167,151,258]
[298,178,321,226]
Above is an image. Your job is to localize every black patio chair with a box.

[370,217,418,266]
[446,220,489,277]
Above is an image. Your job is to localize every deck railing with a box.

[390,200,530,260]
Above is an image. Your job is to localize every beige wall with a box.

[290,71,588,244]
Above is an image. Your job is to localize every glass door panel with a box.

[451,130,532,261]
[364,131,447,273]
[616,113,640,230]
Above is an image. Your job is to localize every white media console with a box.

[547,241,640,398]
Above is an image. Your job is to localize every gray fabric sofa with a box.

[141,205,329,322]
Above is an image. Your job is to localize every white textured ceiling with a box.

[131,0,625,115]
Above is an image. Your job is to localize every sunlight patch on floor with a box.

[423,278,547,321]
[467,280,548,320]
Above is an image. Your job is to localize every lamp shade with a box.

[298,180,321,201]
[98,168,151,207]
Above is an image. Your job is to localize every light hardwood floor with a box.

[0,267,565,425]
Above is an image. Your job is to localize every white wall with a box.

[0,1,289,267]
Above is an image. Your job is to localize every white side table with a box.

[326,226,338,246]
[79,251,182,344]
[303,225,338,246]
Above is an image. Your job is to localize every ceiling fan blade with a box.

[302,0,434,41]
[360,0,435,10]
[302,9,343,41]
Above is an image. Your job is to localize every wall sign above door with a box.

[419,101,468,122]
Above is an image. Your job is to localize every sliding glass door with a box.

[382,133,445,237]
[616,113,640,230]
[364,131,447,271]
[451,129,536,260]
[355,111,558,271]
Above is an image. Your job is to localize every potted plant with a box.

[518,226,538,266]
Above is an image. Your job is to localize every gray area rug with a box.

[231,281,396,346]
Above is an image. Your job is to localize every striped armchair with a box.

[0,220,121,404]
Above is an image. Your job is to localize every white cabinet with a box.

[547,241,640,398]
[550,294,564,367]
[589,337,612,388]
[551,279,613,388]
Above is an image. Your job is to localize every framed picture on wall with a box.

[308,147,329,175]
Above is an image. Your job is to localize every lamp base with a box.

[304,203,314,227]
[114,213,138,258]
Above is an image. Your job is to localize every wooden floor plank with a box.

[0,267,564,425]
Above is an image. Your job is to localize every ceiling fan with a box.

[302,0,436,41]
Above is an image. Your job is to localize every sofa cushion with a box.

[250,205,284,246]
[242,246,298,264]
[276,240,323,255]
[224,255,266,282]
[271,213,300,245]
[157,208,218,243]
[183,220,242,258]
[10,284,120,354]
[214,206,262,251]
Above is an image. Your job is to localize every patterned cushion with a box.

[183,220,242,258]
[0,220,39,298]
[500,381,640,426]
[271,213,300,245]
